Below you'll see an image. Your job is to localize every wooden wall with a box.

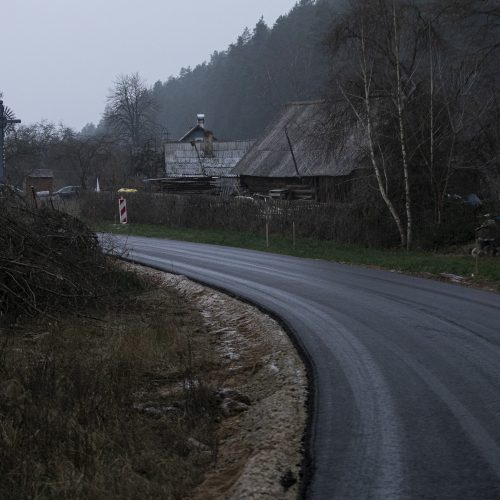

[25,177,54,195]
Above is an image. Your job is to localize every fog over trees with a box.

[150,0,341,140]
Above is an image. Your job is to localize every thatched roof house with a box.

[232,101,361,201]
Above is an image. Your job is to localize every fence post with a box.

[293,221,296,249]
[31,186,38,209]
[266,220,269,248]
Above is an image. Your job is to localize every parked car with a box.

[0,184,23,196]
[53,186,81,199]
[117,188,138,193]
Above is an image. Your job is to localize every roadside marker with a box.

[118,197,128,224]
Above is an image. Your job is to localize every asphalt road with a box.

[112,235,500,500]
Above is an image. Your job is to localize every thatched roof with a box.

[232,101,359,178]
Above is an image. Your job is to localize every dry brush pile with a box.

[0,190,117,325]
[0,190,223,498]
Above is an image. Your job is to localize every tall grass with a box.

[0,278,221,499]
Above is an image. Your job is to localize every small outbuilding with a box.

[25,169,54,196]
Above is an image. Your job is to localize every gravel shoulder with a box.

[136,266,308,500]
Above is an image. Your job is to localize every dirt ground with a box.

[135,266,308,500]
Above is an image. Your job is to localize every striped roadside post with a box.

[118,197,128,224]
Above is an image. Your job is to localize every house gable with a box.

[165,114,254,178]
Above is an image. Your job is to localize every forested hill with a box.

[151,0,344,140]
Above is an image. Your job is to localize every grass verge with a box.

[94,221,500,291]
[0,266,221,499]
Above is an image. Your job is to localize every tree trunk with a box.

[360,26,406,247]
[392,1,412,250]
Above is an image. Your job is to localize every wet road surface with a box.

[112,235,500,500]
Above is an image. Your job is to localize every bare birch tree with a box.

[339,23,407,247]
[327,0,500,248]
[332,0,422,247]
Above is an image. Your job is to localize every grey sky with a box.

[2,0,297,130]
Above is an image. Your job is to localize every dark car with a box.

[53,186,81,199]
[0,183,23,196]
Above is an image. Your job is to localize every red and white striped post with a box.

[118,197,128,224]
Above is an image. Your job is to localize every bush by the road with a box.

[0,189,129,325]
[81,191,399,248]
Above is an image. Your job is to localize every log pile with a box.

[154,177,217,194]
[269,185,316,201]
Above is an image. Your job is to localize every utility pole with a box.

[0,99,21,184]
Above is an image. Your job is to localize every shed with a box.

[25,169,54,196]
[232,101,361,201]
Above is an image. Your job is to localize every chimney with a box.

[197,114,205,128]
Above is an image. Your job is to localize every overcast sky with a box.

[2,0,297,131]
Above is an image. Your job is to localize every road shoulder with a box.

[135,266,308,500]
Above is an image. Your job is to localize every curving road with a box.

[112,235,500,500]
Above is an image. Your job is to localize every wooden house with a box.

[153,114,254,195]
[232,101,361,202]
